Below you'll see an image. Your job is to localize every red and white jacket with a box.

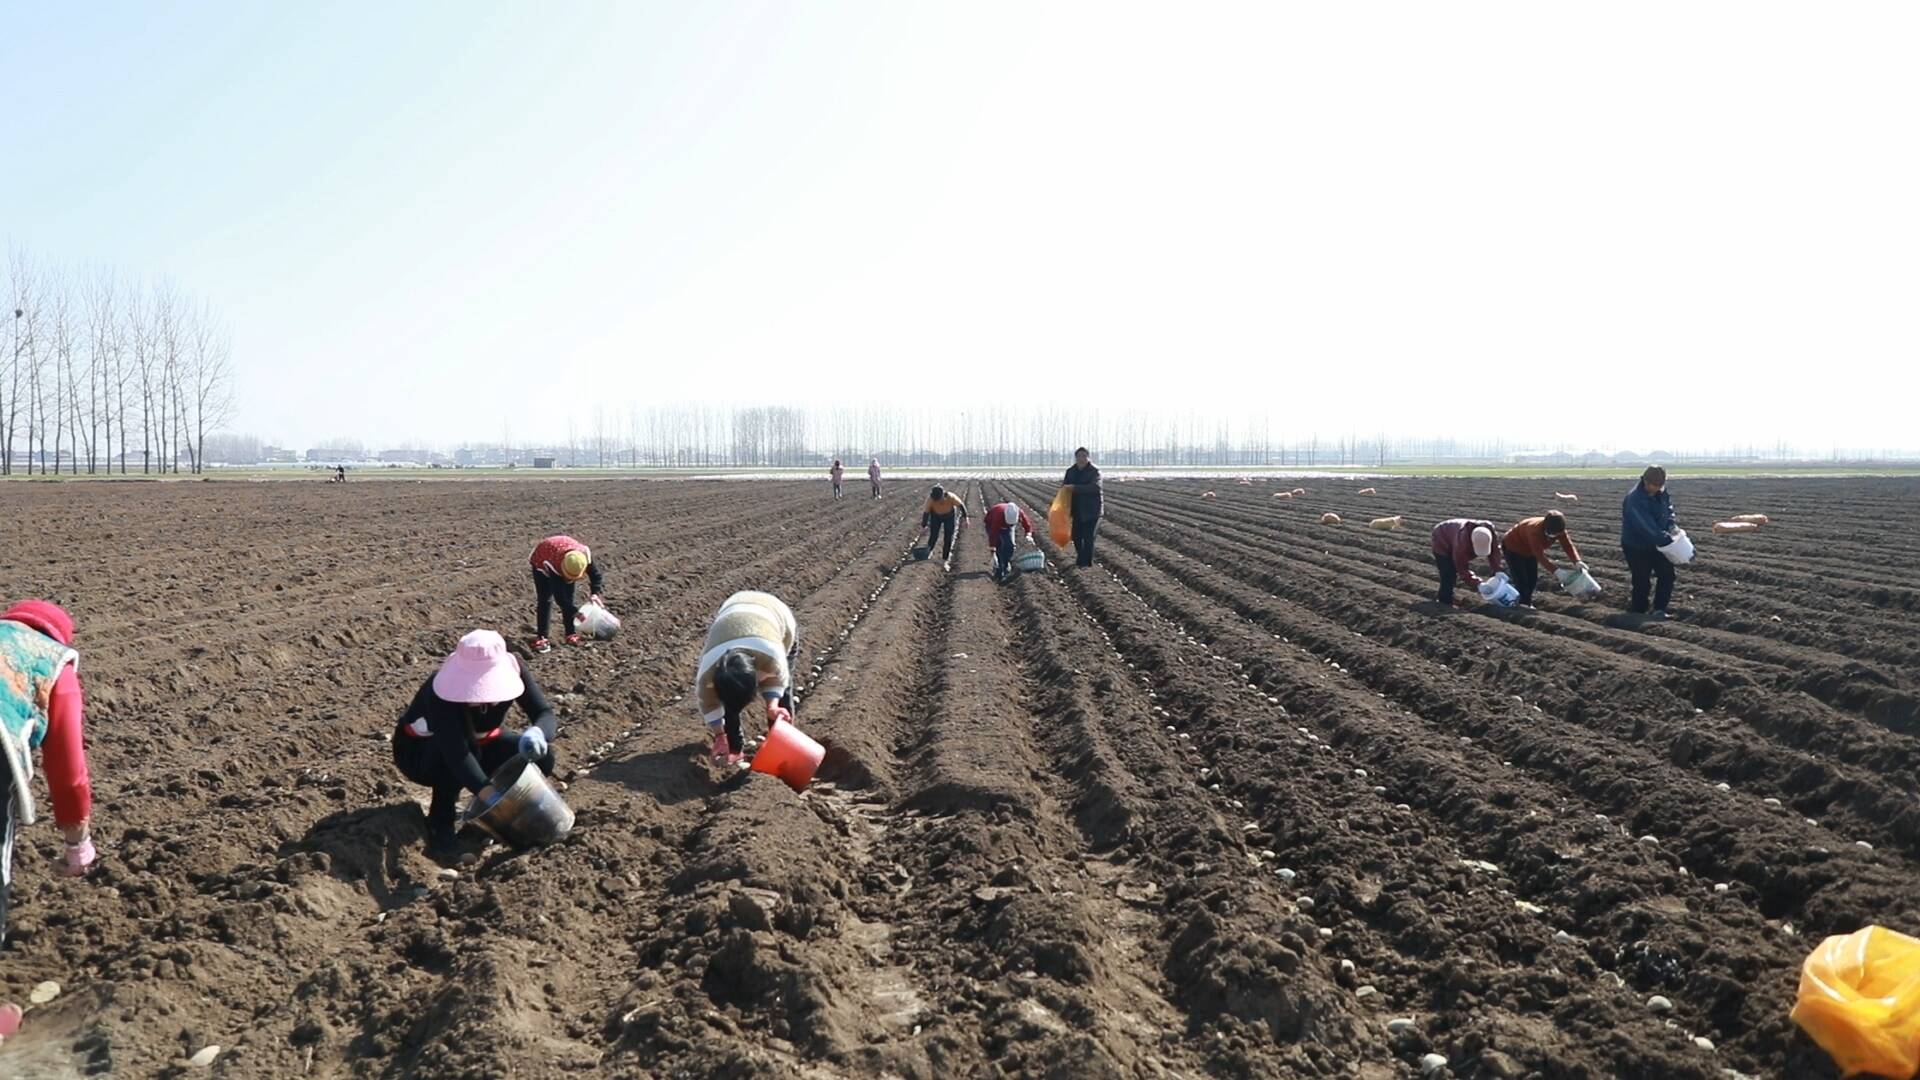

[530,535,590,578]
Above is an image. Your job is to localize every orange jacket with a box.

[1502,517,1580,570]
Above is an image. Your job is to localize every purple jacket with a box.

[1431,519,1505,586]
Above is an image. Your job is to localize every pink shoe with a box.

[711,732,730,765]
[726,752,744,767]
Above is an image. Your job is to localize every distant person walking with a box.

[830,459,845,500]
[1431,518,1506,606]
[393,629,557,860]
[1621,465,1678,619]
[0,601,100,944]
[984,500,1036,582]
[1501,510,1582,608]
[921,485,970,567]
[1062,448,1103,567]
[693,591,800,767]
[529,535,606,654]
[868,458,883,499]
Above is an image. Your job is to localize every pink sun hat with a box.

[432,630,526,704]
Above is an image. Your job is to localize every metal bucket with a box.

[1014,550,1047,572]
[467,754,575,848]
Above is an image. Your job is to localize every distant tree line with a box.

[3,246,235,475]
[390,406,1908,469]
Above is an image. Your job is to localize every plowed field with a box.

[1,475,1914,1079]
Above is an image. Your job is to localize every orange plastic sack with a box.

[1793,926,1920,1079]
[1049,486,1073,548]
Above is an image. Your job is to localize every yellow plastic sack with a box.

[1049,486,1073,548]
[1793,926,1920,1079]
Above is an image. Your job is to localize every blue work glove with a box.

[518,727,549,759]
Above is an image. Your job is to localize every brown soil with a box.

[0,474,1913,1078]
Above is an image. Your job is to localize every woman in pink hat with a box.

[0,600,98,944]
[393,630,557,860]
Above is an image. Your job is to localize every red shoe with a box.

[565,633,584,646]
[530,637,552,654]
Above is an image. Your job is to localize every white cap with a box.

[1003,504,1019,526]
[1471,526,1493,557]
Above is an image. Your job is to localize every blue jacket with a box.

[1620,483,1675,549]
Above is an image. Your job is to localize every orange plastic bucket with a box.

[751,719,825,792]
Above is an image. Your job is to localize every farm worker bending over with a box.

[694,591,799,767]
[1431,519,1506,606]
[1501,510,1582,608]
[394,630,557,860]
[985,500,1036,582]
[830,459,845,500]
[1621,465,1678,619]
[868,458,883,499]
[1063,447,1104,568]
[922,486,970,565]
[529,534,605,654]
[0,601,98,944]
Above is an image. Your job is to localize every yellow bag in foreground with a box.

[1049,486,1073,548]
[1793,926,1920,1079]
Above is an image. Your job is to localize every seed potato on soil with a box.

[0,475,1912,1077]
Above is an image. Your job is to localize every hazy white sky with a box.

[3,3,1915,451]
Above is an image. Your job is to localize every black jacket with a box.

[396,662,556,791]
[1064,463,1103,521]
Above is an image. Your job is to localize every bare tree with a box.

[5,248,40,475]
[187,303,235,474]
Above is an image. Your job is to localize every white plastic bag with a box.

[1661,528,1696,565]
[1478,572,1520,606]
[574,601,621,641]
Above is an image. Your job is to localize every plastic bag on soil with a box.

[1792,925,1920,1079]
[573,602,621,641]
[1049,486,1073,548]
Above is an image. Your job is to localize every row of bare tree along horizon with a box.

[3,247,235,476]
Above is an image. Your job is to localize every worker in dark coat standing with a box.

[1620,465,1679,618]
[1063,448,1103,568]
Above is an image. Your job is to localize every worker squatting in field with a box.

[393,629,558,861]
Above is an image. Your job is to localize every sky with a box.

[3,2,1916,453]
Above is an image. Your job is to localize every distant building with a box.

[306,448,358,463]
[533,456,556,469]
